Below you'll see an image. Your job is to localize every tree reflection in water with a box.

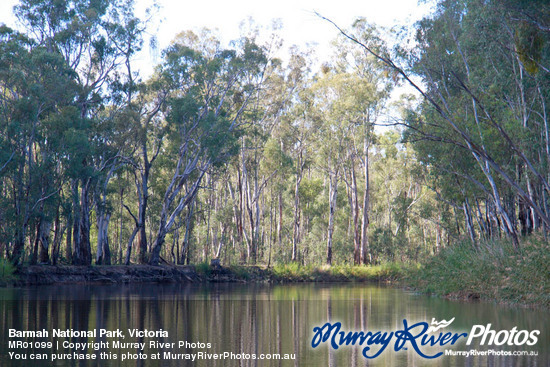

[0,284,547,366]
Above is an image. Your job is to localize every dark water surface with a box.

[0,283,548,366]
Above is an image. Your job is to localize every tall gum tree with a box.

[147,31,270,265]
[0,27,78,265]
[11,0,147,264]
[308,57,389,264]
[319,0,550,249]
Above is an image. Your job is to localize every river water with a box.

[0,283,547,366]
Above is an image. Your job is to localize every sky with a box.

[0,0,433,76]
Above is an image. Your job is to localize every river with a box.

[0,283,548,366]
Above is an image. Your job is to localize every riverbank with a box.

[6,262,403,286]
[12,264,203,285]
[225,262,404,283]
[4,240,548,309]
[404,238,550,308]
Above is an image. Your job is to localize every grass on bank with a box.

[199,237,549,308]
[404,238,550,307]
[0,259,16,283]
[269,262,406,282]
[210,262,408,282]
[194,261,212,276]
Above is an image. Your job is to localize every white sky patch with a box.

[0,0,431,125]
[0,0,431,70]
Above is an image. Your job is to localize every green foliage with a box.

[0,0,546,308]
[406,239,550,307]
[269,263,406,282]
[261,138,293,175]
[227,265,251,280]
[0,259,16,283]
[194,261,212,277]
[515,19,545,75]
[271,263,314,280]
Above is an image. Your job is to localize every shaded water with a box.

[0,283,548,366]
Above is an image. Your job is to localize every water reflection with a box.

[0,283,547,366]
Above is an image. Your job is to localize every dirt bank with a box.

[9,263,395,286]
[13,265,207,285]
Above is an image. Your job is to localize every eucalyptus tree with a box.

[262,47,312,263]
[88,0,157,266]
[147,32,270,265]
[223,34,309,265]
[310,68,361,265]
[259,137,292,262]
[404,0,550,246]
[8,0,147,265]
[332,24,391,264]
[307,59,388,264]
[321,0,550,249]
[279,98,315,263]
[0,25,79,265]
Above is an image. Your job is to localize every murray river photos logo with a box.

[311,318,540,359]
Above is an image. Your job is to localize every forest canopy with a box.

[0,0,549,267]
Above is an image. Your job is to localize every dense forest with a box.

[0,0,549,268]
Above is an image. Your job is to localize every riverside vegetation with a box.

[406,238,550,308]
[0,0,549,308]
